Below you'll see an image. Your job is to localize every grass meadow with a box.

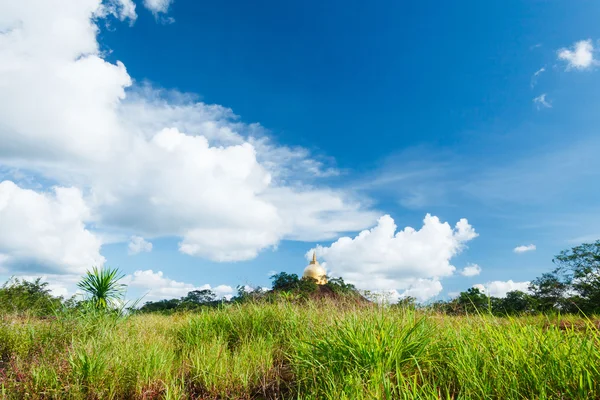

[1,300,599,399]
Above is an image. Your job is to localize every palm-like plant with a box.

[77,267,126,310]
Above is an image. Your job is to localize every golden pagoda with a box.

[303,252,327,284]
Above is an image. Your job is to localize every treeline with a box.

[1,240,599,316]
[138,272,361,313]
[431,240,600,315]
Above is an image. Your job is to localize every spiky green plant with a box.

[77,267,126,310]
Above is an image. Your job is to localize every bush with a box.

[0,278,62,316]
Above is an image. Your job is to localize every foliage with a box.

[270,272,301,291]
[139,289,222,313]
[0,278,62,316]
[528,272,568,312]
[77,267,126,310]
[325,276,357,295]
[456,287,489,314]
[496,290,536,314]
[553,240,600,313]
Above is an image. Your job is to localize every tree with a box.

[528,273,567,312]
[270,272,300,291]
[455,287,489,314]
[0,278,62,316]
[139,298,181,313]
[178,289,218,310]
[77,267,126,310]
[182,289,216,305]
[553,240,600,313]
[325,277,357,295]
[498,290,535,315]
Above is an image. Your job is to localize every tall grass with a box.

[0,301,598,399]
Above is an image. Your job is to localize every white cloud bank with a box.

[473,280,530,298]
[128,236,153,255]
[514,244,536,253]
[558,40,596,70]
[460,263,481,277]
[0,0,378,277]
[307,214,478,301]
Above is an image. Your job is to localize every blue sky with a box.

[1,0,600,302]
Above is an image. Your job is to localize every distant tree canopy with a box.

[434,240,600,316]
[138,288,222,313]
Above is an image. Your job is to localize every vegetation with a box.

[1,301,599,399]
[77,266,126,311]
[0,278,62,316]
[0,241,599,398]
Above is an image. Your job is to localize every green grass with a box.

[0,301,599,399]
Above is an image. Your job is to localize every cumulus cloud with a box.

[0,0,378,274]
[125,269,234,301]
[558,40,596,70]
[307,214,478,301]
[473,280,530,298]
[460,263,481,277]
[514,244,536,253]
[533,94,551,109]
[128,236,152,255]
[0,181,104,275]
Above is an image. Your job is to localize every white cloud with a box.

[558,39,596,70]
[97,0,137,22]
[514,244,536,253]
[0,0,379,271]
[398,279,443,302]
[307,214,478,301]
[473,280,530,298]
[460,263,481,277]
[125,269,233,301]
[533,94,552,109]
[128,236,152,255]
[143,0,174,21]
[0,181,104,275]
[531,67,545,88]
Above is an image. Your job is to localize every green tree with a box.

[179,289,218,309]
[456,287,489,314]
[139,298,181,313]
[498,290,535,315]
[325,277,357,295]
[183,289,216,304]
[553,240,600,313]
[0,277,62,316]
[270,272,300,291]
[77,267,126,310]
[529,273,567,312]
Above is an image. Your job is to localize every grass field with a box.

[1,300,599,399]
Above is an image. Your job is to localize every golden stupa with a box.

[303,252,327,284]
